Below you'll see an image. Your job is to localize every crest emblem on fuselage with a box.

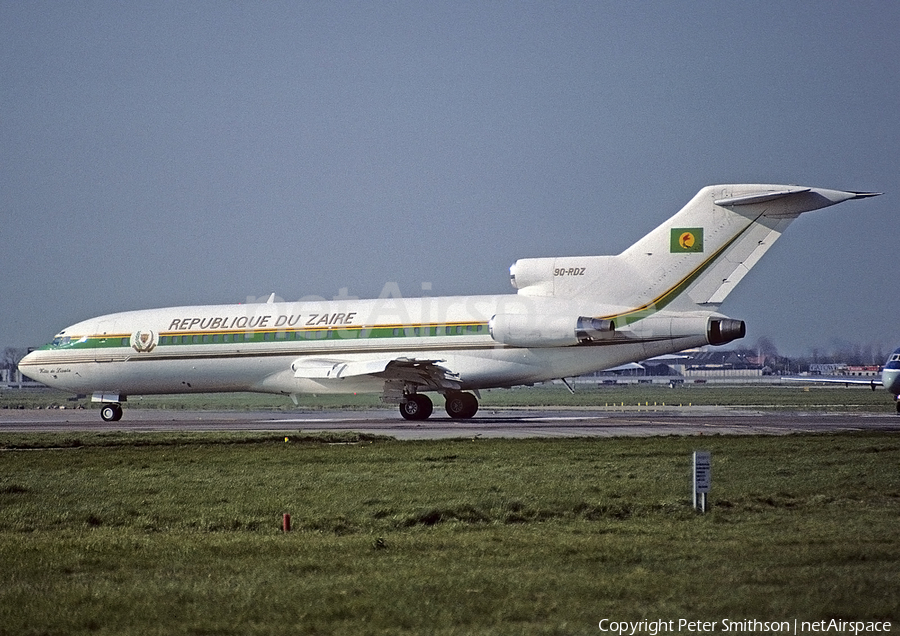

[131,330,157,353]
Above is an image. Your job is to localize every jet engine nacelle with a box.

[620,314,746,346]
[489,314,614,348]
[707,318,746,346]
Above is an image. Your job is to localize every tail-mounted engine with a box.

[618,314,746,347]
[707,318,746,346]
[489,314,614,348]
[489,312,744,348]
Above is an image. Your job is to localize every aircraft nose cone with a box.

[17,350,40,380]
[882,369,900,397]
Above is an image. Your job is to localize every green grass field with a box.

[1,431,898,635]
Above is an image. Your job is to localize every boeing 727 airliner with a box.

[19,184,880,421]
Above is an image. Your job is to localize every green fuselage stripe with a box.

[42,321,491,351]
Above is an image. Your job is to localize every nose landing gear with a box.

[100,403,123,422]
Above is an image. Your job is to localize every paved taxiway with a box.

[2,407,899,439]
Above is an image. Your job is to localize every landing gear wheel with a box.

[100,403,123,422]
[399,394,433,421]
[895,400,900,415]
[445,392,478,419]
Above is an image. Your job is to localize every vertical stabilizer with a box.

[510,185,879,312]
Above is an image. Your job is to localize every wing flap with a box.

[291,356,462,389]
[291,358,391,379]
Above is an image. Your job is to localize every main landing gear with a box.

[444,392,478,419]
[100,403,123,422]
[399,394,433,420]
[398,392,479,421]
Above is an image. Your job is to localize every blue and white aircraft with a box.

[785,348,900,413]
[19,184,880,421]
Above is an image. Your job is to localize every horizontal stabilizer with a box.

[846,191,883,199]
[715,186,882,209]
[713,188,810,206]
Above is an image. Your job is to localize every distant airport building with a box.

[679,351,764,379]
[808,363,881,377]
[844,365,881,378]
[809,363,847,375]
[589,349,766,382]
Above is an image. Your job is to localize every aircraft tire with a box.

[100,403,123,422]
[445,392,478,419]
[399,394,433,420]
[896,400,900,415]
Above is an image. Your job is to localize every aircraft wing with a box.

[291,357,462,391]
[782,376,882,390]
[292,358,390,379]
[602,362,645,372]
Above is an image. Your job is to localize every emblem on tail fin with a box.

[671,227,704,253]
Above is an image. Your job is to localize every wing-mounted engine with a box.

[489,313,614,347]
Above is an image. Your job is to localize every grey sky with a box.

[2,2,897,357]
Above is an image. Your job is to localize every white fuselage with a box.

[19,293,709,398]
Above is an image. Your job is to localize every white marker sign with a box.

[693,450,711,512]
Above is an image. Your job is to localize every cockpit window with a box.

[891,354,900,362]
[51,336,72,347]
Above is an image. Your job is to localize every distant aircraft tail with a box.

[510,185,880,312]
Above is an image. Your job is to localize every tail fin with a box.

[510,185,879,311]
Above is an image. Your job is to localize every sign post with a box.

[693,451,711,513]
